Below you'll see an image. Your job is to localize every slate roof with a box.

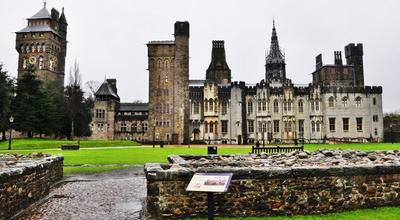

[95,81,119,99]
[29,6,51,20]
[16,25,60,36]
[119,103,148,112]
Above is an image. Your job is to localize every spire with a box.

[43,0,47,8]
[265,19,286,83]
[267,19,283,62]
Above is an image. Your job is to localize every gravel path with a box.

[20,166,146,220]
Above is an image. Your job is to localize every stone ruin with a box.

[0,153,63,219]
[145,149,400,219]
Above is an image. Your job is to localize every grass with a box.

[0,138,140,150]
[187,206,400,220]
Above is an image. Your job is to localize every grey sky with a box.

[1,0,399,112]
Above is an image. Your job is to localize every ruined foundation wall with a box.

[0,155,63,219]
[146,153,400,219]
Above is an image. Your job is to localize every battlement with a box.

[345,43,363,58]
[212,40,225,48]
[174,21,189,37]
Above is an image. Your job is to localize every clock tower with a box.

[15,3,67,88]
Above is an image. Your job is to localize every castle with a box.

[15,3,67,87]
[91,21,384,144]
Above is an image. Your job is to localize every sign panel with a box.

[186,173,233,193]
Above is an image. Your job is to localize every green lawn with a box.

[0,138,140,150]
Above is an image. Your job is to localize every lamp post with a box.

[390,124,394,144]
[8,116,14,150]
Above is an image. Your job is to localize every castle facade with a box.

[90,21,383,144]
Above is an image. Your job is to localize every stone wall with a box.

[145,150,400,219]
[0,154,63,219]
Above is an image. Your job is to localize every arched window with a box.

[38,56,44,69]
[342,97,348,107]
[247,101,253,113]
[258,121,262,132]
[273,99,279,113]
[36,43,41,52]
[131,122,137,132]
[298,100,304,113]
[209,99,213,112]
[31,44,35,53]
[328,96,335,107]
[355,96,362,108]
[204,99,208,112]
[157,59,162,68]
[262,99,266,111]
[311,121,316,132]
[262,121,266,132]
[258,100,261,112]
[164,60,169,71]
[20,45,25,53]
[311,101,315,111]
[193,102,200,114]
[287,101,292,112]
[315,101,320,111]
[209,121,214,133]
[214,100,218,113]
[316,121,321,132]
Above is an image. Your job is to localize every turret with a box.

[206,40,231,84]
[265,20,286,83]
[345,43,364,87]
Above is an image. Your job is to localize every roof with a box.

[119,103,148,112]
[147,40,175,45]
[95,81,119,99]
[16,25,60,37]
[29,6,51,20]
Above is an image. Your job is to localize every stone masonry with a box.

[145,150,400,219]
[0,154,63,219]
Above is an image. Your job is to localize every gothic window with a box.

[258,121,262,132]
[42,43,46,52]
[287,101,292,112]
[248,120,254,133]
[298,100,304,113]
[283,101,287,112]
[204,100,208,112]
[214,100,218,113]
[121,123,127,132]
[209,121,214,133]
[26,44,30,53]
[221,101,228,115]
[262,121,267,132]
[262,99,267,111]
[273,99,279,113]
[328,96,335,107]
[355,96,362,108]
[247,101,253,114]
[315,101,320,111]
[31,44,35,52]
[298,120,304,134]
[329,118,336,132]
[342,97,348,107]
[221,120,228,133]
[142,122,147,131]
[258,100,261,112]
[311,101,315,111]
[316,121,321,132]
[209,99,214,112]
[96,109,105,119]
[194,102,200,114]
[164,60,169,71]
[131,122,137,132]
[157,59,162,69]
[20,45,25,53]
[36,43,41,52]
[343,118,349,132]
[311,121,315,132]
[273,120,280,133]
[204,122,209,133]
[356,117,363,131]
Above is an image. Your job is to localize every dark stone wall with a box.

[0,155,63,219]
[145,162,400,219]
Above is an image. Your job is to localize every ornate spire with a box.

[265,19,286,83]
[267,19,284,63]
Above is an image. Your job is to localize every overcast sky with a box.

[1,0,399,113]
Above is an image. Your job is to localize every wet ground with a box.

[19,166,146,220]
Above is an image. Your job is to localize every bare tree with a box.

[65,61,83,139]
[85,80,101,98]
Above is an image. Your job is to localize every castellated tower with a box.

[147,21,190,144]
[15,3,67,88]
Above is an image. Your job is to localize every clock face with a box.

[28,56,36,65]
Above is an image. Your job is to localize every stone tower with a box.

[15,3,67,88]
[345,43,364,87]
[147,21,190,144]
[206,40,231,84]
[265,20,286,84]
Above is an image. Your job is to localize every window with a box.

[209,122,214,133]
[311,121,315,132]
[356,117,363,131]
[273,100,279,113]
[329,118,336,132]
[132,122,137,132]
[258,100,261,112]
[193,102,200,114]
[316,121,320,132]
[287,101,292,112]
[214,101,218,113]
[96,109,105,119]
[221,120,228,133]
[258,121,263,132]
[311,101,315,111]
[328,96,335,107]
[143,123,148,132]
[221,101,228,115]
[284,121,292,132]
[273,120,279,133]
[343,118,349,132]
[97,123,104,131]
[298,100,304,113]
[284,102,287,112]
[248,120,254,133]
[247,101,253,114]
[342,97,348,107]
[262,122,267,132]
[262,100,267,111]
[373,97,377,105]
[204,100,208,112]
[209,100,213,112]
[121,123,127,132]
[355,97,362,108]
[315,101,320,111]
[298,120,304,133]
[373,115,379,122]
[374,128,378,136]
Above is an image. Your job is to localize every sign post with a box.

[186,173,233,220]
